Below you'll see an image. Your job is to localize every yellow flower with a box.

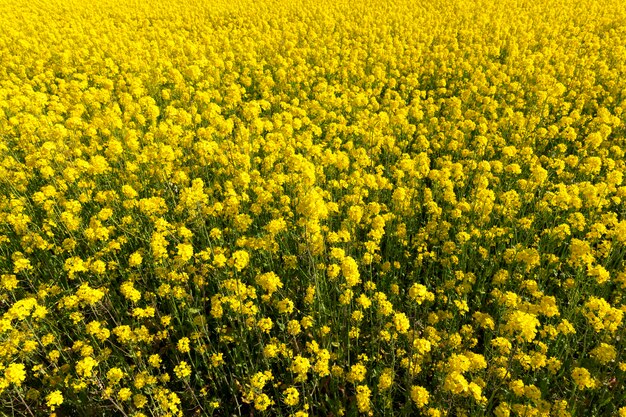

[132,307,155,319]
[4,363,26,386]
[341,256,361,287]
[504,310,540,342]
[174,361,192,379]
[76,357,98,378]
[148,354,162,368]
[590,343,616,365]
[118,387,132,401]
[129,252,143,267]
[231,250,250,271]
[177,337,191,353]
[1,274,18,291]
[257,317,274,333]
[584,297,624,332]
[410,385,430,408]
[276,298,295,314]
[393,312,410,334]
[75,283,105,306]
[409,283,435,304]
[355,385,371,413]
[494,403,511,417]
[254,393,273,411]
[107,368,124,385]
[176,243,194,262]
[120,281,141,303]
[571,367,596,389]
[443,371,469,395]
[250,370,273,391]
[255,272,283,295]
[378,368,394,391]
[301,316,314,329]
[263,343,279,359]
[46,390,64,410]
[134,393,148,409]
[283,387,299,406]
[291,355,311,381]
[287,320,301,336]
[347,363,367,383]
[211,353,224,367]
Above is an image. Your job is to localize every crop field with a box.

[1,0,626,416]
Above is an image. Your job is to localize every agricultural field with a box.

[1,0,626,415]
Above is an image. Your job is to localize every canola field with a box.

[1,0,626,416]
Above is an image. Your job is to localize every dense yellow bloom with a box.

[134,393,148,409]
[283,387,299,406]
[132,307,155,319]
[347,363,367,383]
[118,388,132,401]
[443,372,469,395]
[255,272,283,295]
[341,256,361,287]
[174,361,192,379]
[393,312,411,334]
[250,371,273,391]
[355,385,371,413]
[177,337,191,353]
[1,0,626,414]
[504,311,540,342]
[107,368,125,385]
[409,284,435,304]
[4,363,26,386]
[254,393,274,411]
[46,390,64,410]
[76,357,98,378]
[257,317,274,333]
[176,243,194,262]
[1,274,18,291]
[571,367,596,389]
[584,297,623,332]
[590,343,616,365]
[128,252,143,267]
[120,281,141,303]
[291,356,311,381]
[378,368,394,391]
[231,250,250,271]
[411,386,430,408]
[287,320,301,336]
[75,283,105,306]
[148,354,162,368]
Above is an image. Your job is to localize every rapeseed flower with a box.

[2,0,626,414]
